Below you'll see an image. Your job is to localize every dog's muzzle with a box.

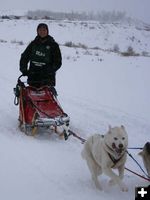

[112,143,125,154]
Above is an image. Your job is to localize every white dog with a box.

[81,125,128,191]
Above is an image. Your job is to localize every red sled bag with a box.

[14,75,70,139]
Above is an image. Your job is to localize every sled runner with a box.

[14,75,70,139]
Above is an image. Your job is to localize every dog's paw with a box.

[96,184,103,191]
[120,183,128,192]
[94,181,103,190]
[121,186,128,192]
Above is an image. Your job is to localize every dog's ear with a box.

[138,151,144,156]
[145,142,150,154]
[121,125,125,130]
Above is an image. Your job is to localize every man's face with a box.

[37,27,48,38]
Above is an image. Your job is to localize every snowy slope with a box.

[0,19,149,200]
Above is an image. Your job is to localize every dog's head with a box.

[138,142,150,176]
[139,142,150,156]
[105,125,128,154]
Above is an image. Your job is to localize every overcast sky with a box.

[1,0,150,24]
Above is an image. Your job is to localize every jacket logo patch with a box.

[35,51,45,57]
[46,45,50,49]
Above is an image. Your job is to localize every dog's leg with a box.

[109,165,128,191]
[118,165,125,180]
[82,143,103,190]
[86,157,102,190]
[118,165,128,192]
[103,166,128,192]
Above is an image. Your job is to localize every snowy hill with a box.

[0,18,150,200]
[0,18,150,53]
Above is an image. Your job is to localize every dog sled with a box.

[14,75,70,139]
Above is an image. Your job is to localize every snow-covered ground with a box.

[0,18,150,200]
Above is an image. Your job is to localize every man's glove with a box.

[50,86,58,97]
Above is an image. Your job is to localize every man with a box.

[20,23,62,87]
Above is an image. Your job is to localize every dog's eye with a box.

[114,137,118,140]
[122,137,125,140]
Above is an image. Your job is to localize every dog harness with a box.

[108,152,125,168]
[105,143,126,168]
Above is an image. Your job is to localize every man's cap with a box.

[37,23,49,32]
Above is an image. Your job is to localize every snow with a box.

[0,18,150,200]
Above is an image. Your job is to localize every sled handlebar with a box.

[17,74,54,87]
